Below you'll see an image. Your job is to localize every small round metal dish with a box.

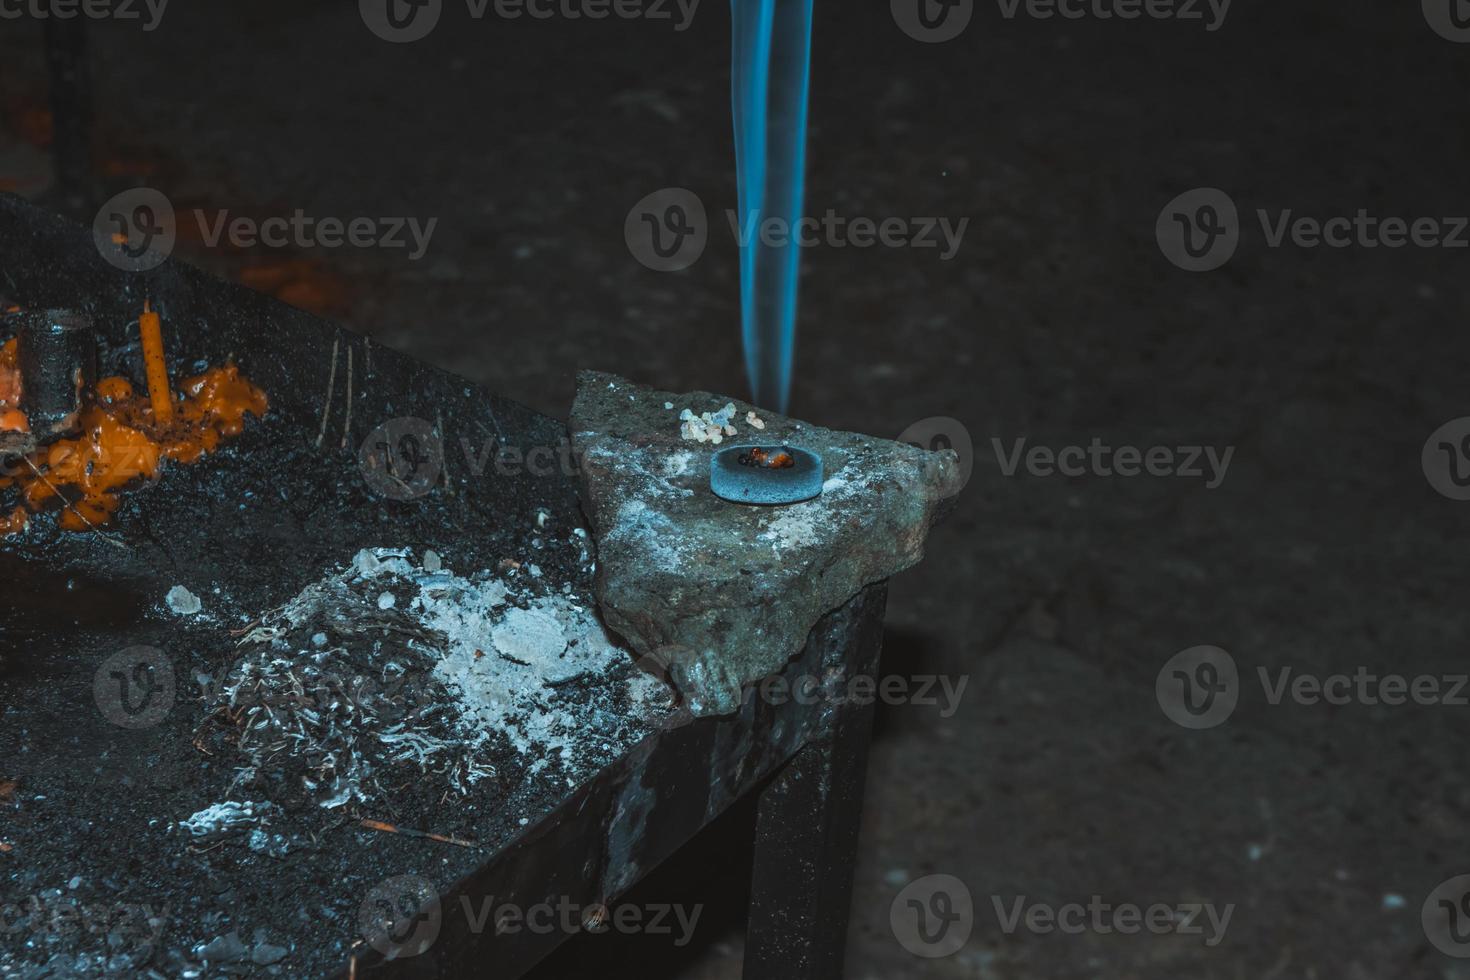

[709,444,824,505]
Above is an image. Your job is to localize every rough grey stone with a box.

[251,941,289,966]
[571,371,961,716]
[195,931,248,963]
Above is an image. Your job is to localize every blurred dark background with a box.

[4,0,1470,976]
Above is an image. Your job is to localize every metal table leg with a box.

[743,585,887,980]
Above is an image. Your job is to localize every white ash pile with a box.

[202,548,670,811]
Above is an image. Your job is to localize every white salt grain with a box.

[679,403,745,443]
[166,586,203,616]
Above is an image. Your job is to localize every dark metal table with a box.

[0,194,886,979]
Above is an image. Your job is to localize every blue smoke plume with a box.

[731,0,814,413]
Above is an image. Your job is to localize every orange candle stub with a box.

[139,299,173,424]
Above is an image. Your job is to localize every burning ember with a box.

[738,447,796,469]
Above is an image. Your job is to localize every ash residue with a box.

[3,545,671,979]
[201,550,490,811]
[178,800,274,843]
[199,547,671,815]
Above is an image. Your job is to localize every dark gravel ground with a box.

[4,0,1470,976]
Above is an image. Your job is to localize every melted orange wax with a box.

[0,338,21,417]
[0,363,267,532]
[0,507,26,535]
[1,337,33,535]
